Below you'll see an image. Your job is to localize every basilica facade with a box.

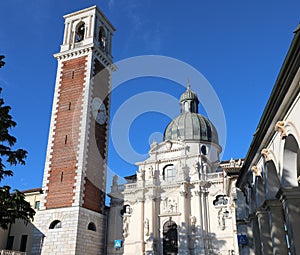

[3,5,300,255]
[0,6,240,255]
[107,86,239,255]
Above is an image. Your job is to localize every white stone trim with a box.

[72,51,93,207]
[40,60,63,210]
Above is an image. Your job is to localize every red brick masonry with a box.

[45,56,87,209]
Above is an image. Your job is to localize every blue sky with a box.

[0,0,299,191]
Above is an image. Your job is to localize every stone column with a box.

[230,202,239,254]
[203,188,211,254]
[192,189,204,255]
[277,187,300,255]
[249,214,262,255]
[265,199,289,255]
[178,184,189,255]
[144,191,158,255]
[139,197,145,254]
[256,209,273,255]
[200,182,211,255]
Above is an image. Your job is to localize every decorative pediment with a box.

[148,140,185,155]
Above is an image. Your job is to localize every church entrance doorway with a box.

[163,220,178,255]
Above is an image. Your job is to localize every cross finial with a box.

[187,79,191,90]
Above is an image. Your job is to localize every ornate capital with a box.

[199,180,212,189]
[194,190,201,196]
[261,148,270,162]
[275,121,287,139]
[180,191,188,197]
[136,197,145,203]
[251,165,261,177]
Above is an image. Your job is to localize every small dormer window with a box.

[75,22,85,42]
[99,27,106,49]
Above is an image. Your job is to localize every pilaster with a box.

[201,185,211,254]
[178,184,189,255]
[145,189,158,254]
[192,189,205,254]
[249,213,262,255]
[256,209,273,255]
[277,187,300,255]
[265,199,289,255]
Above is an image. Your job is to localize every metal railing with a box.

[0,250,26,255]
[125,183,137,189]
[206,172,223,180]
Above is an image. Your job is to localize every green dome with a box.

[163,112,219,144]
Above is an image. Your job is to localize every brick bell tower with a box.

[32,6,115,255]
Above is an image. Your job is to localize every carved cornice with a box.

[92,46,117,71]
[54,44,116,71]
[54,46,93,60]
[158,212,181,217]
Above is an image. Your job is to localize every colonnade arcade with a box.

[239,129,300,255]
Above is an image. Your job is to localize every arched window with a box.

[201,145,207,155]
[87,222,96,231]
[49,220,62,229]
[282,134,300,187]
[163,220,178,255]
[75,22,85,42]
[163,164,176,182]
[98,26,106,49]
[184,101,189,112]
[255,176,265,208]
[265,160,280,199]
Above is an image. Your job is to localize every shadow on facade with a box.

[0,220,45,255]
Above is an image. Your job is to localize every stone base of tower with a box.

[32,207,107,255]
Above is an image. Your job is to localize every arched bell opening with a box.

[75,22,85,42]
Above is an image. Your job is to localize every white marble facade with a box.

[108,87,239,255]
